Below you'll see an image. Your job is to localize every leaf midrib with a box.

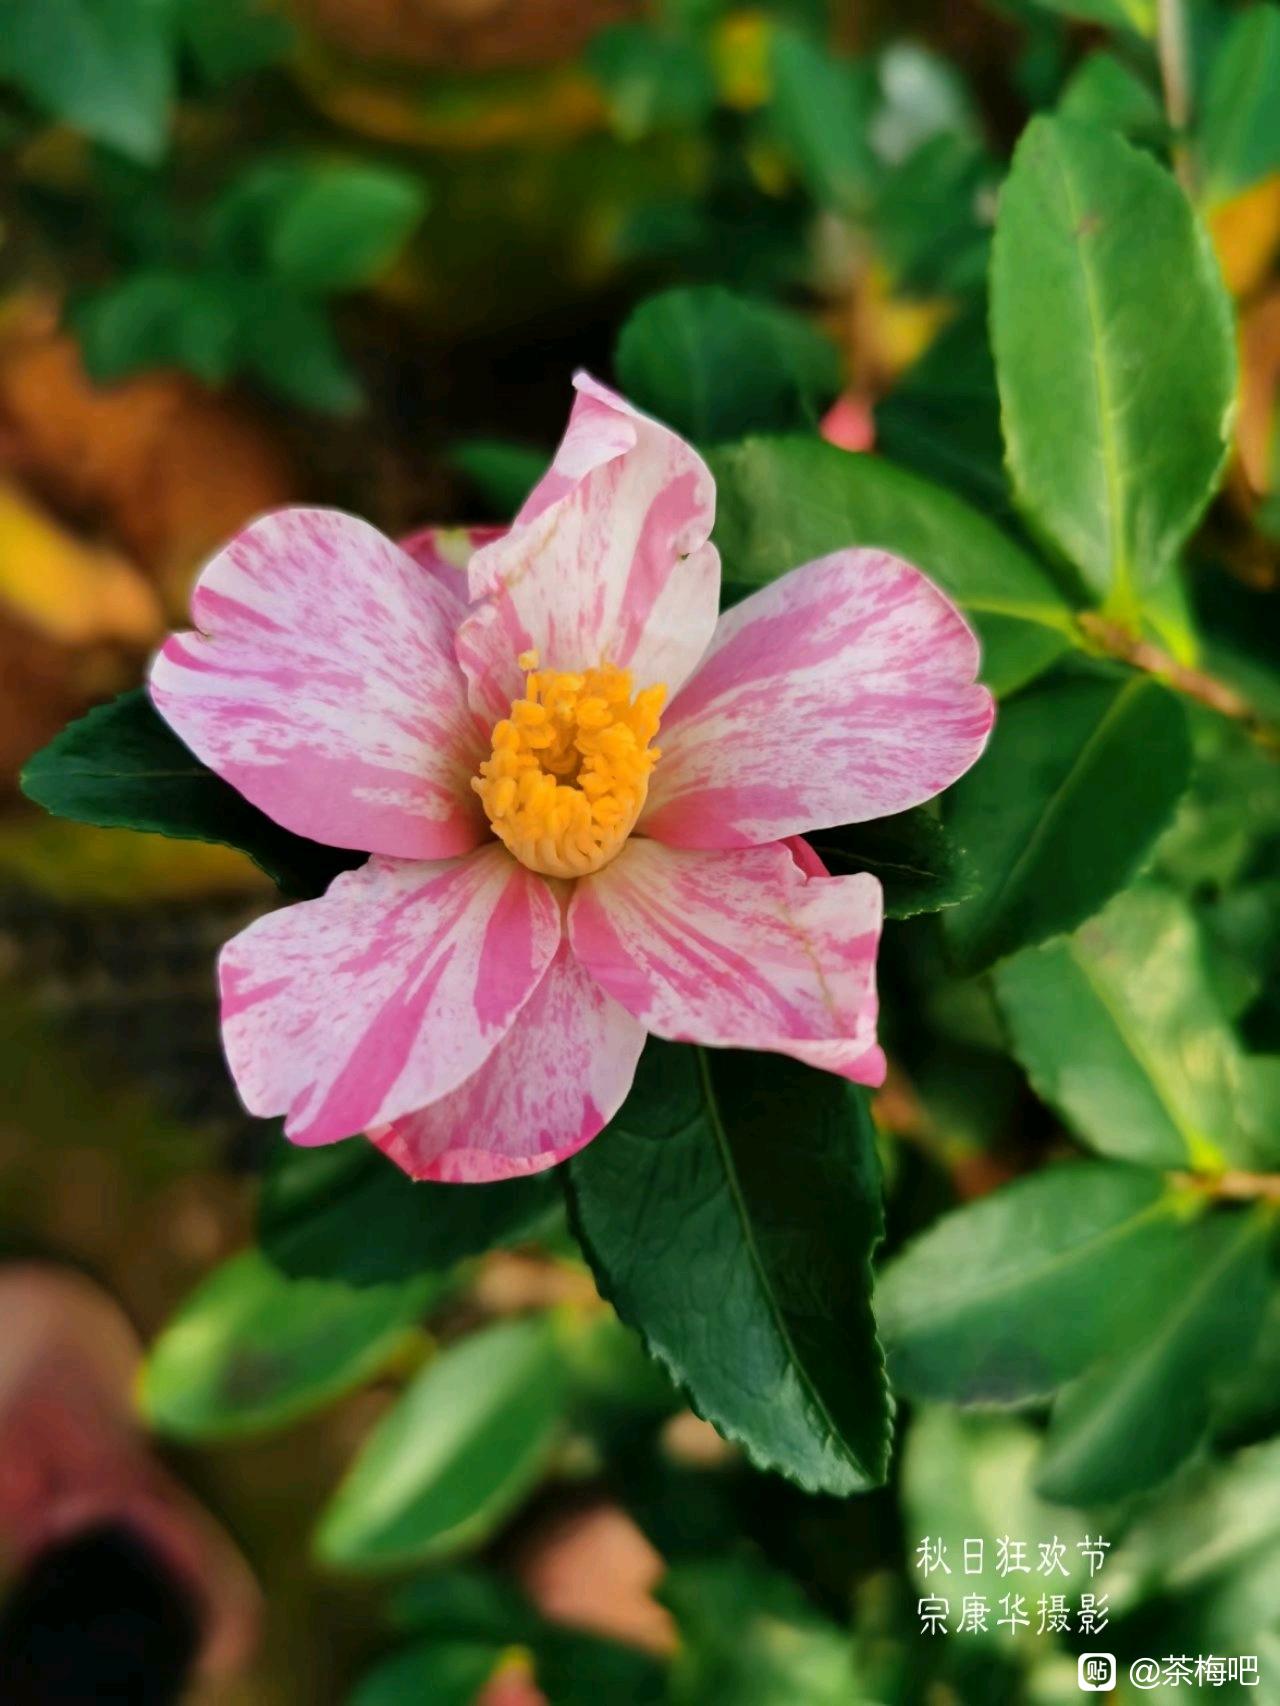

[694,1046,868,1477]
[884,1188,1171,1336]
[1045,1208,1265,1468]
[1048,124,1132,605]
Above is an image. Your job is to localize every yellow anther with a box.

[473,656,666,878]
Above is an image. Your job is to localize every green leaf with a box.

[805,807,976,919]
[874,305,1010,517]
[877,1162,1189,1404]
[259,1135,559,1287]
[706,434,1079,697]
[235,280,362,413]
[72,270,241,386]
[315,1316,567,1571]
[615,287,839,443]
[140,1251,434,1439]
[769,27,877,217]
[995,884,1278,1170]
[566,1042,890,1496]
[387,1571,668,1705]
[0,0,174,163]
[991,116,1236,611]
[1020,0,1154,33]
[900,1409,1093,1651]
[941,668,1193,973]
[178,0,294,86]
[349,1644,501,1706]
[1056,50,1164,140]
[449,439,547,519]
[872,132,996,298]
[1200,5,1280,207]
[1037,1206,1272,1503]
[20,689,359,898]
[661,1558,857,1706]
[1105,1440,1280,1673]
[587,23,717,139]
[267,165,427,294]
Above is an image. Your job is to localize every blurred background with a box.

[1,1,1278,1702]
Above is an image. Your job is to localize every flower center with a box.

[473,650,665,878]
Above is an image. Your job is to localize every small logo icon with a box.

[1078,1653,1117,1691]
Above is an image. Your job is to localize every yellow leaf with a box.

[0,481,162,646]
[1208,174,1280,300]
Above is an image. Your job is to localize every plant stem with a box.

[1077,612,1280,755]
[1156,0,1196,195]
[1173,1169,1280,1203]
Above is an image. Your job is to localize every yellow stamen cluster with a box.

[473,650,665,877]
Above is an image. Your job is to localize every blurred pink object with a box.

[0,1264,260,1679]
[820,393,876,452]
[513,1497,676,1656]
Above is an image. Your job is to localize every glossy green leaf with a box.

[995,884,1279,1170]
[877,1162,1189,1404]
[769,28,877,216]
[1057,51,1164,139]
[0,0,174,162]
[1215,1280,1280,1449]
[706,434,1079,696]
[21,689,360,899]
[662,1557,857,1706]
[349,1644,501,1706]
[315,1316,567,1571]
[615,287,839,443]
[566,1041,890,1496]
[260,1137,559,1287]
[1105,1438,1280,1658]
[873,132,995,298]
[1037,1206,1272,1503]
[1021,0,1154,34]
[874,305,1010,516]
[141,1251,434,1440]
[991,117,1236,609]
[73,270,240,387]
[941,668,1193,972]
[587,23,717,139]
[1200,5,1280,207]
[805,807,976,919]
[267,165,427,294]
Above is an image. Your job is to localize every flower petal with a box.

[219,845,561,1146]
[151,508,486,860]
[455,373,720,724]
[642,548,994,848]
[368,941,647,1182]
[569,839,884,1084]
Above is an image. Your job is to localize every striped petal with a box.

[369,941,646,1182]
[151,508,485,860]
[218,845,561,1146]
[455,373,720,725]
[569,839,884,1084]
[642,548,994,849]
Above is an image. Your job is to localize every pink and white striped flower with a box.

[150,375,993,1183]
